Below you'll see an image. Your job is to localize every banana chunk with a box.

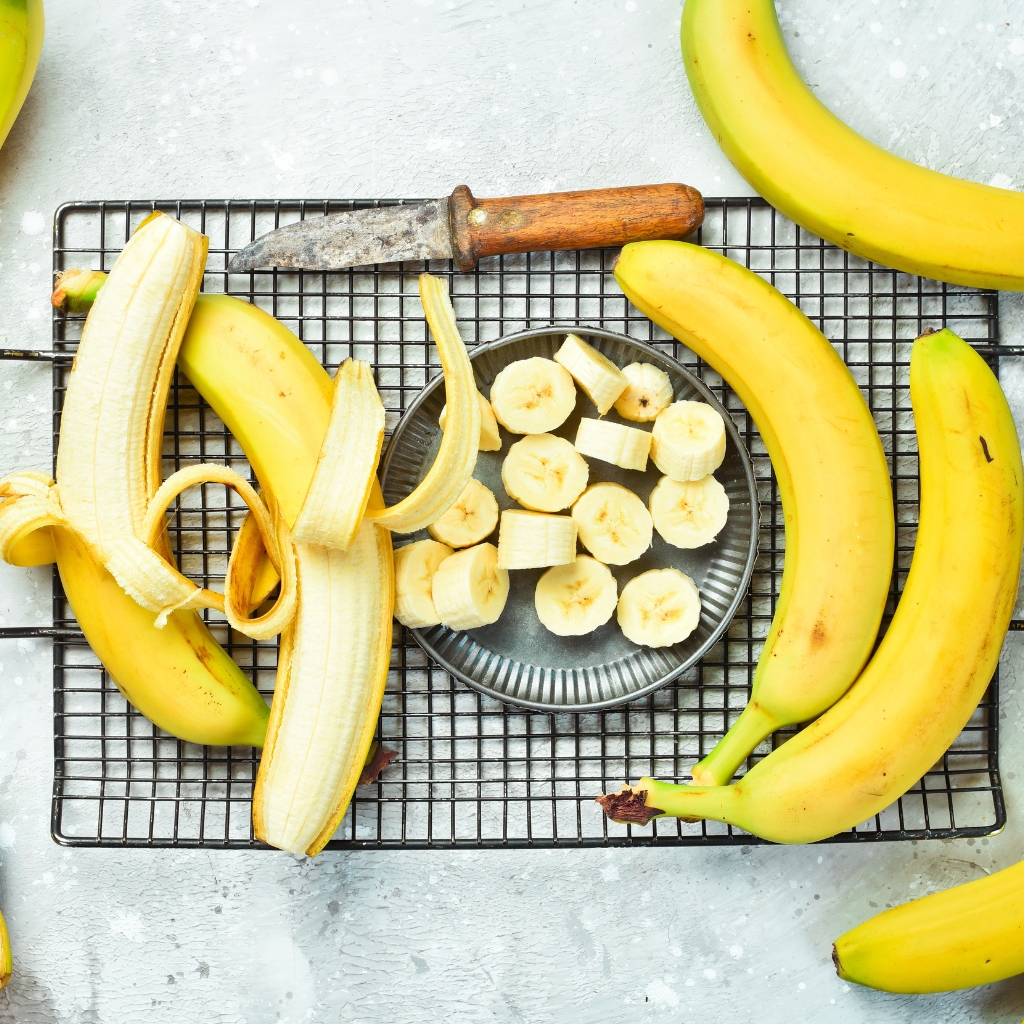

[651,400,727,481]
[427,477,500,548]
[617,567,701,647]
[440,390,503,452]
[571,482,653,566]
[497,509,577,569]
[432,542,509,630]
[649,475,729,549]
[394,539,453,628]
[535,555,618,637]
[613,362,675,422]
[502,433,589,512]
[574,417,652,472]
[553,333,628,414]
[489,356,577,434]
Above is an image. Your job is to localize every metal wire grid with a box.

[33,196,1006,849]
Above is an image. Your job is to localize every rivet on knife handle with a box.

[446,183,705,271]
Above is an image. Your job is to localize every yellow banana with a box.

[682,0,1024,290]
[0,907,9,990]
[834,858,1024,993]
[614,241,893,785]
[0,0,43,152]
[599,330,1024,844]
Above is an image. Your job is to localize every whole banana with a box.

[0,0,43,152]
[834,858,1024,993]
[615,241,893,786]
[682,0,1024,290]
[599,330,1024,844]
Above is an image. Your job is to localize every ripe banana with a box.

[649,474,729,549]
[833,858,1024,994]
[617,567,701,648]
[0,0,43,153]
[613,363,674,422]
[497,509,577,570]
[571,482,652,566]
[0,907,10,991]
[440,390,502,452]
[615,240,894,787]
[599,329,1023,844]
[431,542,509,629]
[535,555,617,637]
[574,418,651,473]
[427,477,498,548]
[489,356,576,434]
[393,539,453,628]
[553,333,627,415]
[650,400,726,482]
[501,433,589,512]
[681,0,1024,290]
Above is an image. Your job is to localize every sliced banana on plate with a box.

[393,539,454,629]
[574,417,652,472]
[440,389,502,452]
[571,482,653,565]
[427,477,500,548]
[649,474,729,549]
[553,333,628,415]
[489,356,577,434]
[534,555,618,637]
[431,541,509,630]
[617,567,701,648]
[501,432,589,512]
[651,400,727,481]
[497,509,577,569]
[613,362,674,422]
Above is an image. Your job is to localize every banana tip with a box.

[595,787,662,826]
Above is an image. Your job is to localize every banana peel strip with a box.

[364,273,480,533]
[292,358,385,550]
[0,472,65,565]
[143,463,297,640]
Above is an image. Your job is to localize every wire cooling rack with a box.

[0,196,1010,849]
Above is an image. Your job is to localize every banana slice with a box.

[501,433,589,512]
[440,390,503,452]
[535,555,618,636]
[489,357,577,434]
[649,475,729,549]
[431,542,509,630]
[427,477,500,548]
[393,539,453,628]
[651,400,727,481]
[497,509,577,569]
[617,567,701,647]
[553,333,628,415]
[571,482,653,566]
[613,362,674,422]
[574,417,652,472]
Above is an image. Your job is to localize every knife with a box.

[226,183,704,273]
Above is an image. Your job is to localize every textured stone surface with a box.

[2,0,1024,1020]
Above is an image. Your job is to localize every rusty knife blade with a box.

[226,199,451,272]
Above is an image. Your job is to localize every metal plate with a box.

[380,327,759,712]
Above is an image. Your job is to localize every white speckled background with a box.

[2,1,1024,1020]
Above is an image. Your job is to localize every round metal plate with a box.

[380,326,759,712]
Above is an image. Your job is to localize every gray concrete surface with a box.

[2,0,1024,1020]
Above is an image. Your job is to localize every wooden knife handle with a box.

[447,183,704,271]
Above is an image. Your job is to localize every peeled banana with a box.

[393,539,453,629]
[650,401,725,482]
[682,0,1024,290]
[613,363,674,422]
[615,241,893,787]
[553,333,627,415]
[497,509,577,570]
[599,329,1023,844]
[432,542,509,629]
[489,356,576,434]
[0,0,43,153]
[571,482,652,566]
[649,475,729,549]
[427,477,499,548]
[501,433,588,512]
[535,555,617,637]
[574,418,651,473]
[617,568,701,648]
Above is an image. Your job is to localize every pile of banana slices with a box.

[393,332,731,647]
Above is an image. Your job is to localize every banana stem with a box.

[640,776,737,824]
[690,701,781,786]
[51,269,107,313]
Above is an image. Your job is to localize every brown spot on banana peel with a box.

[980,435,994,463]
[595,788,663,826]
